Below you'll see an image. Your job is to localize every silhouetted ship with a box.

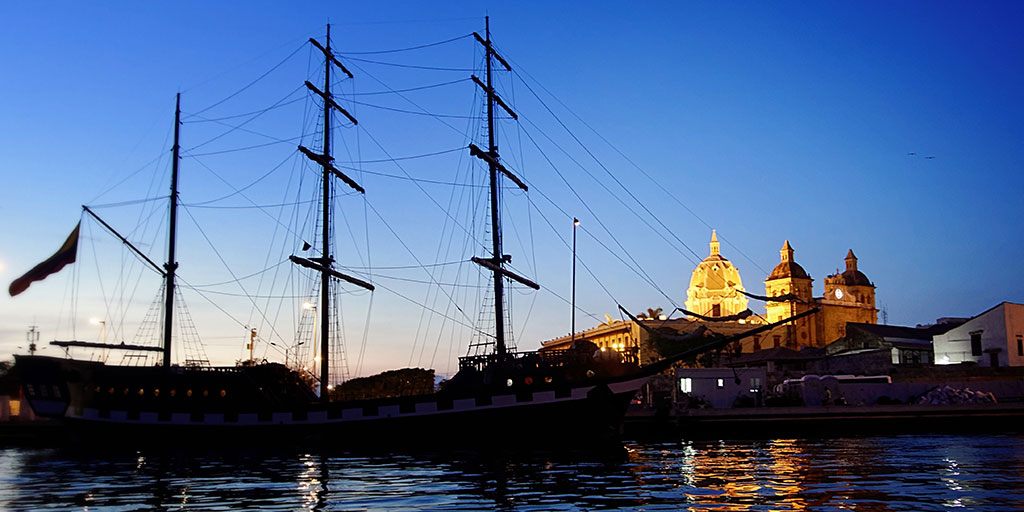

[14,21,809,447]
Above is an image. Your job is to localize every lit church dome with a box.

[685,230,748,317]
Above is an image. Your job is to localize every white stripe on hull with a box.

[62,378,647,427]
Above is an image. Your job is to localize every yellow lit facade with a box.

[686,230,749,318]
[541,236,878,358]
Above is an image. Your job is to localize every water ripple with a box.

[1,434,1023,510]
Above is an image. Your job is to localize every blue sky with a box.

[1,2,1022,377]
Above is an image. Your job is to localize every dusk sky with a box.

[1,2,1022,378]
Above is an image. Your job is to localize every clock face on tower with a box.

[834,288,844,300]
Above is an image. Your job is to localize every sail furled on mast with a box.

[8,222,81,297]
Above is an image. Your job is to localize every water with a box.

[1,435,1022,511]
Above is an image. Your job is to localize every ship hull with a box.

[16,355,648,447]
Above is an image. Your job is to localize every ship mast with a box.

[293,25,371,401]
[162,93,181,367]
[319,25,332,400]
[469,17,537,358]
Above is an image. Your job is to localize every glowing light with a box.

[314,355,321,363]
[303,302,316,310]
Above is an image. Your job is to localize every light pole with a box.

[571,218,579,343]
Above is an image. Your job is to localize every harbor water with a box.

[1,434,1022,510]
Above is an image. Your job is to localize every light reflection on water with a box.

[1,435,1023,510]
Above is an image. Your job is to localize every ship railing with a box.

[458,347,638,372]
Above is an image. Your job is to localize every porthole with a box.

[506,379,513,387]
[170,389,177,397]
[202,390,209,398]
[186,389,193,397]
[219,390,226,398]
[153,389,160,397]
[137,388,145,396]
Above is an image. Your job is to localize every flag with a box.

[9,222,81,297]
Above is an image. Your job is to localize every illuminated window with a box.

[716,378,725,389]
[679,377,692,393]
[971,331,983,356]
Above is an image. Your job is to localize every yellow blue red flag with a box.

[9,222,81,297]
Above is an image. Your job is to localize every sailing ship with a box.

[12,21,812,446]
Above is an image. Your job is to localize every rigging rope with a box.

[336,33,473,55]
[340,56,475,72]
[185,42,308,119]
[506,55,769,276]
[344,78,470,96]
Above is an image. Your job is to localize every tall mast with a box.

[319,24,333,400]
[484,18,507,357]
[163,93,181,367]
[469,17,537,358]
[295,25,369,400]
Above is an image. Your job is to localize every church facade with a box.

[685,230,749,318]
[682,232,879,350]
[760,241,878,349]
[540,231,879,357]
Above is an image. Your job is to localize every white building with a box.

[933,302,1024,367]
[675,367,767,408]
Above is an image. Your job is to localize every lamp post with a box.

[571,218,579,343]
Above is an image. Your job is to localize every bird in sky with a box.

[907,152,916,155]
[925,156,936,159]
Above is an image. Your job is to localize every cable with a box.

[337,33,473,55]
[185,42,307,119]
[340,56,475,72]
[346,99,483,119]
[343,78,470,96]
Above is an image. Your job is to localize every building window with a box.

[712,304,721,317]
[749,377,761,392]
[716,378,725,389]
[679,377,692,393]
[1017,336,1023,357]
[773,335,781,348]
[971,331,983,356]
[753,336,761,351]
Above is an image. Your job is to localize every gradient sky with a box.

[1,2,1022,377]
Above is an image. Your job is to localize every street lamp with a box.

[571,218,580,343]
